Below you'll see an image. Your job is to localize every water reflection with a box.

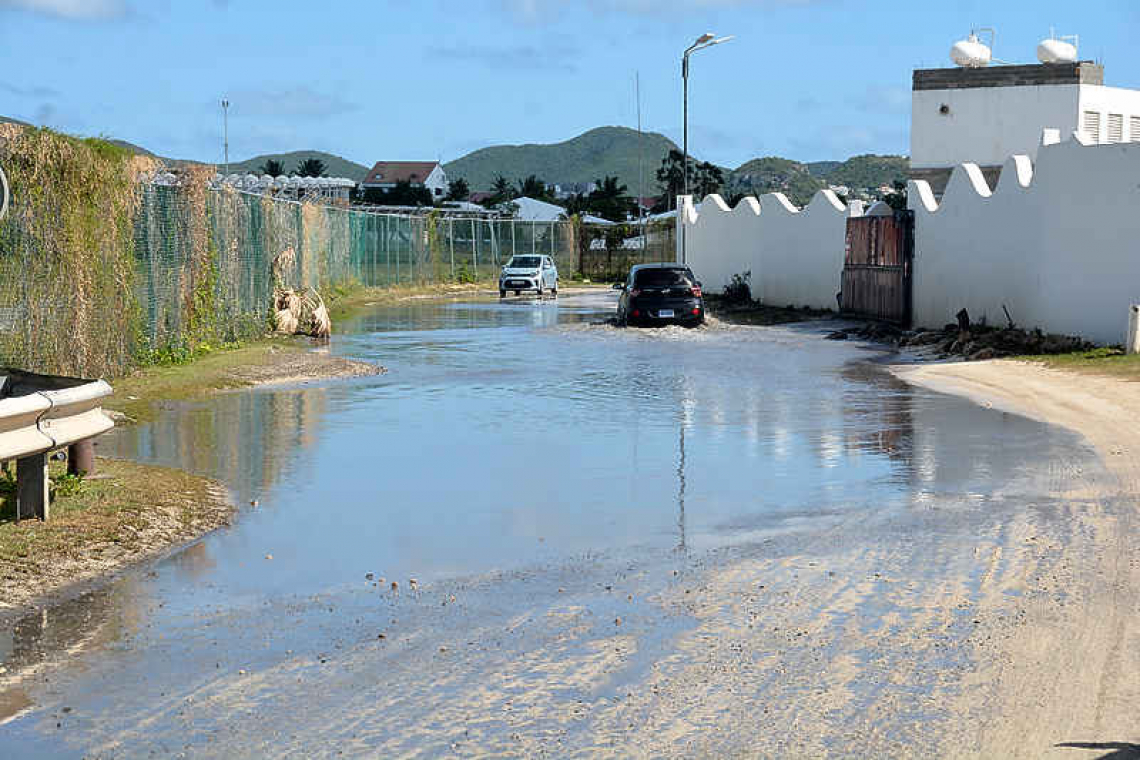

[103,385,331,504]
[0,294,1107,755]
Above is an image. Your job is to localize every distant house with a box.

[361,161,448,199]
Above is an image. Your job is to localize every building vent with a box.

[1107,114,1124,143]
[1082,110,1101,143]
[1131,115,1140,143]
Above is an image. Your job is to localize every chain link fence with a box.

[0,171,581,376]
[0,127,677,377]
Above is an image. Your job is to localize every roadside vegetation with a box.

[0,458,232,616]
[1015,347,1140,379]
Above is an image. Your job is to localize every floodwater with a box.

[0,291,1110,757]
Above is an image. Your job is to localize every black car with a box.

[614,263,704,327]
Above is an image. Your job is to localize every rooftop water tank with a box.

[951,33,992,67]
[1037,36,1078,64]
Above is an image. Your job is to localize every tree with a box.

[516,174,552,201]
[656,149,724,208]
[259,159,286,177]
[445,178,470,202]
[487,174,515,206]
[883,180,908,212]
[360,180,432,207]
[587,175,632,222]
[295,158,327,178]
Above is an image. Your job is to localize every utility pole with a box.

[221,98,230,175]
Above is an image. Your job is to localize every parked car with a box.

[499,255,558,297]
[614,263,704,327]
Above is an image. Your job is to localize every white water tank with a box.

[1037,37,1078,64]
[951,33,992,68]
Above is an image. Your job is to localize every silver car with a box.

[499,255,559,298]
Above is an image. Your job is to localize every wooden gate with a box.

[840,210,914,325]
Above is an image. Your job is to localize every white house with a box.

[910,60,1140,193]
[361,161,448,199]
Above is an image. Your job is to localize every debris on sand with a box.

[831,315,1095,361]
[272,287,332,340]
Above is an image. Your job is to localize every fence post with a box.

[1128,305,1140,355]
[472,218,478,278]
[511,220,517,258]
[449,217,455,280]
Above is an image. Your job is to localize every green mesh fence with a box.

[0,173,587,377]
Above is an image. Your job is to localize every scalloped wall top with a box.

[681,188,852,225]
[909,130,1140,213]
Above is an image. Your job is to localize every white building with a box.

[360,161,448,199]
[910,60,1140,193]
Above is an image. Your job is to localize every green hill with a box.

[727,154,909,206]
[805,160,842,178]
[444,126,677,193]
[728,157,826,206]
[227,150,370,180]
[824,154,909,190]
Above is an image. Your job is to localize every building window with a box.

[1131,116,1140,143]
[1082,111,1101,143]
[1107,113,1124,143]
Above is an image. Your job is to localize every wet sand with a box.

[893,360,1140,756]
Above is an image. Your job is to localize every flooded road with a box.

[0,291,1114,757]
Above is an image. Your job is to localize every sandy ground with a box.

[893,360,1140,757]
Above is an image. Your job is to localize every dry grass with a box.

[0,458,232,616]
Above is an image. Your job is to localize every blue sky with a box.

[2,0,1137,175]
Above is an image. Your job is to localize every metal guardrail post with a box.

[16,453,48,521]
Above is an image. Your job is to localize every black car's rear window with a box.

[634,268,693,288]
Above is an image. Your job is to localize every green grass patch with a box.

[107,335,315,421]
[1013,347,1140,378]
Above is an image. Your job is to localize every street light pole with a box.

[221,98,230,175]
[680,33,733,265]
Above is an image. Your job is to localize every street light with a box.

[681,32,733,264]
[221,98,230,176]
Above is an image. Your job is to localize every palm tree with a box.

[295,158,327,178]
[589,175,631,222]
[517,175,549,200]
[259,159,286,177]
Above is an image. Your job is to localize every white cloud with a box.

[0,0,131,20]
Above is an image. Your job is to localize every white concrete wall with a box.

[678,190,857,311]
[911,134,1140,345]
[911,84,1080,169]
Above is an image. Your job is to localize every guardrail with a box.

[1,369,114,521]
